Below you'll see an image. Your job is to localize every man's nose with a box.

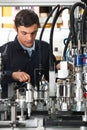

[26,34,33,40]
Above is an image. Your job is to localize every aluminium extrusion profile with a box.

[0,0,81,6]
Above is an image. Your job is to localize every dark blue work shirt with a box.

[0,36,56,98]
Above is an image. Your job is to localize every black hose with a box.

[63,2,85,60]
[38,5,60,70]
[49,7,60,52]
[39,5,60,42]
[39,5,60,66]
[81,0,87,5]
[50,7,70,52]
[49,6,70,69]
[35,5,60,87]
[70,2,85,47]
[63,31,72,59]
[49,7,60,70]
[81,6,87,45]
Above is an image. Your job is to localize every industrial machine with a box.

[0,0,87,130]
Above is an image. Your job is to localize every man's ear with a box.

[14,25,17,32]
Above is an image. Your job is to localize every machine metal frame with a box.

[0,0,81,6]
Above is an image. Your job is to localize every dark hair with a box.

[14,9,40,28]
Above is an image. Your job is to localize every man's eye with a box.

[21,32,27,35]
[31,32,35,35]
[21,30,37,35]
[31,31,37,35]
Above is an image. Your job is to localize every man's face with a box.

[17,24,38,48]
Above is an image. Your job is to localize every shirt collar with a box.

[18,40,35,52]
[21,43,35,57]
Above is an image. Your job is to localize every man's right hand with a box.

[12,71,30,83]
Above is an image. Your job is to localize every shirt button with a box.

[24,50,27,53]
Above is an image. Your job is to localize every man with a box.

[0,9,58,98]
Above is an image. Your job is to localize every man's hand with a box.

[12,71,30,82]
[56,63,60,70]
